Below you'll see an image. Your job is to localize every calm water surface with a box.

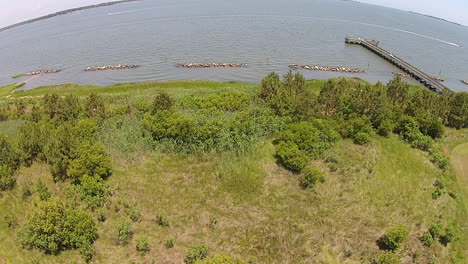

[1,0,467,91]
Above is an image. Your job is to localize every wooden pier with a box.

[345,37,452,93]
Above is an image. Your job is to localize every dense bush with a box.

[381,225,410,251]
[79,243,96,262]
[152,92,174,113]
[69,174,110,209]
[194,254,246,264]
[258,71,313,118]
[0,133,19,170]
[17,200,97,254]
[42,94,81,122]
[116,217,133,243]
[142,107,284,153]
[155,212,169,227]
[165,238,175,248]
[135,236,151,253]
[181,91,250,111]
[341,116,373,145]
[36,180,51,201]
[447,92,468,129]
[421,231,434,246]
[85,93,106,119]
[275,141,309,172]
[67,142,113,183]
[275,120,340,159]
[17,122,46,166]
[300,166,326,189]
[185,245,210,264]
[0,165,15,191]
[371,251,400,264]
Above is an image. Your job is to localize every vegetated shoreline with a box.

[0,0,140,33]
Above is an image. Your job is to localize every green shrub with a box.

[300,166,326,189]
[4,214,17,229]
[97,209,106,222]
[155,212,169,227]
[36,179,51,201]
[429,224,443,239]
[275,141,309,172]
[209,216,218,229]
[371,251,400,264]
[21,183,32,200]
[0,133,19,170]
[67,142,112,183]
[194,254,246,264]
[275,120,340,159]
[185,245,210,264]
[152,92,174,114]
[17,200,98,254]
[85,93,106,119]
[74,119,98,141]
[353,131,372,145]
[135,236,151,253]
[0,165,15,191]
[70,174,110,209]
[128,208,141,222]
[116,217,133,243]
[165,238,175,248]
[381,225,410,251]
[440,225,457,245]
[429,148,449,171]
[79,243,95,262]
[421,232,434,246]
[377,119,395,137]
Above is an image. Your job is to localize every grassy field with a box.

[0,79,465,263]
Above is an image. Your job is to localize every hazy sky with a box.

[0,0,467,28]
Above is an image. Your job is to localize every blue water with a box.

[0,0,467,91]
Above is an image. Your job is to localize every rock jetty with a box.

[393,72,410,78]
[24,69,61,76]
[176,63,246,68]
[289,65,365,73]
[84,64,141,71]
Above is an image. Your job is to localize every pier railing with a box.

[345,37,452,93]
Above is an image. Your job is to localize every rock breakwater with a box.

[84,64,141,71]
[24,69,61,76]
[289,65,365,73]
[176,63,246,68]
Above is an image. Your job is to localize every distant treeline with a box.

[0,0,139,33]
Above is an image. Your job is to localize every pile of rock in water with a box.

[176,63,246,68]
[24,69,61,76]
[84,64,141,71]
[289,65,365,73]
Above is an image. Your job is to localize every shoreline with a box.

[0,0,140,33]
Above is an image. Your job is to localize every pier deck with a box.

[345,37,452,93]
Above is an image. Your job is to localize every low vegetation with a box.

[0,74,466,263]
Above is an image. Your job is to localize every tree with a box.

[152,92,174,114]
[17,200,97,254]
[447,92,468,129]
[0,165,15,191]
[17,121,46,166]
[258,72,312,118]
[67,142,112,183]
[85,93,106,119]
[386,75,409,106]
[0,133,19,170]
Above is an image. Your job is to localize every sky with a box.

[0,0,467,28]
